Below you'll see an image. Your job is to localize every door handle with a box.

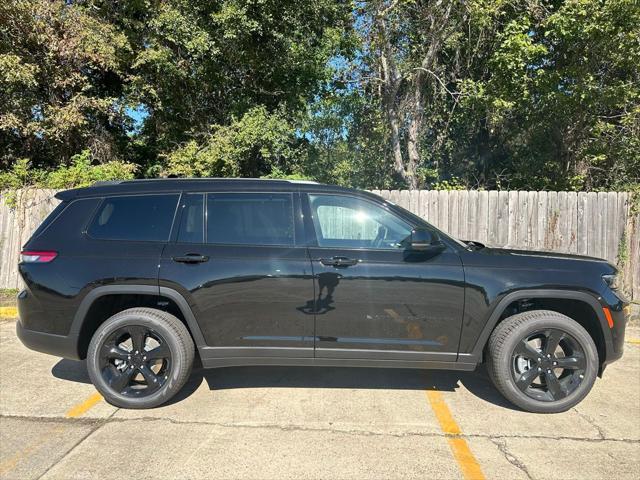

[319,256,358,267]
[172,254,209,264]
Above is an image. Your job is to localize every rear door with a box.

[159,191,315,359]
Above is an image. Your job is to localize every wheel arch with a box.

[464,289,613,368]
[70,285,206,359]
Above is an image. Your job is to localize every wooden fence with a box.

[1,188,639,299]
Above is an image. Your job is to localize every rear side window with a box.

[207,193,294,246]
[176,193,204,243]
[88,194,179,242]
[30,201,68,239]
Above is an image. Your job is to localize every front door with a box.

[159,191,314,359]
[303,193,465,362]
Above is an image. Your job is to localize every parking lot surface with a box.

[1,317,639,480]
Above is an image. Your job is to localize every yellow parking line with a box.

[0,306,18,318]
[426,389,485,480]
[626,338,640,345]
[65,392,103,418]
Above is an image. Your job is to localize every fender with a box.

[459,289,613,364]
[70,285,207,348]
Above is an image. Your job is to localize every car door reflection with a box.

[297,272,342,315]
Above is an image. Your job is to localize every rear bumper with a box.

[16,320,80,360]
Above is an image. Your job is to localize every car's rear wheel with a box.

[87,308,195,409]
[487,310,598,413]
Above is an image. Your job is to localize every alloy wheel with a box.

[511,328,587,402]
[98,325,172,397]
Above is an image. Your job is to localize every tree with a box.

[1,0,354,178]
[0,0,132,169]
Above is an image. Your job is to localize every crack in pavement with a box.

[572,406,607,439]
[3,413,639,445]
[490,437,535,480]
[34,407,121,480]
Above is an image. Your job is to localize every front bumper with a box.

[16,320,81,360]
[599,299,630,373]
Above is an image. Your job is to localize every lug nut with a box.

[547,354,551,358]
[538,367,542,372]
[547,369,552,374]
[553,361,557,366]
[537,357,541,362]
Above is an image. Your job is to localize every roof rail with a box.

[92,180,124,186]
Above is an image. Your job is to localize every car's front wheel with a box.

[487,310,598,413]
[87,308,195,409]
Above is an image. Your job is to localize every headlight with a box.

[602,274,621,290]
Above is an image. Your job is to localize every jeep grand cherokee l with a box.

[16,179,629,412]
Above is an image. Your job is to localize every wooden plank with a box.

[399,190,411,210]
[557,191,568,252]
[379,189,391,201]
[536,191,547,250]
[526,191,538,249]
[409,190,420,217]
[468,190,478,241]
[587,192,598,257]
[457,190,469,240]
[606,192,618,263]
[438,190,450,234]
[487,191,499,247]
[419,190,429,221]
[497,191,509,246]
[476,191,489,243]
[546,191,559,250]
[566,192,578,253]
[508,191,519,247]
[577,192,588,255]
[516,191,529,248]
[617,193,628,262]
[448,191,460,238]
[597,192,608,259]
[516,191,527,248]
[389,190,401,206]
[428,190,439,227]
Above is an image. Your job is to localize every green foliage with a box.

[45,150,137,189]
[0,151,136,191]
[431,177,468,191]
[0,0,638,191]
[163,107,304,178]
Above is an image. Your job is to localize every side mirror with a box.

[409,228,440,251]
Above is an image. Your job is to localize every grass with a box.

[0,289,18,308]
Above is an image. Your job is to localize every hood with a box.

[486,247,608,263]
[464,245,616,275]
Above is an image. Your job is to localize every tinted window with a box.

[207,193,294,246]
[176,194,204,243]
[31,201,68,238]
[309,194,411,249]
[88,194,179,242]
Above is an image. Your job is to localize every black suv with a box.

[17,179,628,412]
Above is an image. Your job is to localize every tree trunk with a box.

[406,70,424,190]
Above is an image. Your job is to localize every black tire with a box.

[487,310,598,413]
[87,308,195,409]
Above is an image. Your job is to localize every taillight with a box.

[20,250,58,263]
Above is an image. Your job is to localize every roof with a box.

[54,177,373,201]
